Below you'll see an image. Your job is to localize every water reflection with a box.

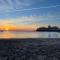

[48,32,59,38]
[0,31,60,38]
[0,31,14,38]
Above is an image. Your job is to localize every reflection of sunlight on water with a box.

[0,31,34,38]
[0,31,14,38]
[0,31,60,38]
[12,32,35,38]
[48,32,60,38]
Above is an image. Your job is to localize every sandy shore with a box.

[0,38,60,60]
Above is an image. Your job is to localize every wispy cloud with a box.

[0,0,60,13]
[0,0,60,27]
[0,14,60,27]
[11,5,60,12]
[0,4,60,13]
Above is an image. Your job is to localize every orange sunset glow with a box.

[0,25,37,31]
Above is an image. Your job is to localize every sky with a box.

[0,0,60,30]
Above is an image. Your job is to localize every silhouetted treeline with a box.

[36,25,60,32]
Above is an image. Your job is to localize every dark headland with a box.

[36,25,60,32]
[0,38,60,60]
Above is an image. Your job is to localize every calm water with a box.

[0,31,60,38]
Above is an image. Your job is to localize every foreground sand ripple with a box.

[0,38,60,60]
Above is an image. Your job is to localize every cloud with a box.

[0,0,60,28]
[0,0,36,11]
[0,16,33,26]
[9,4,60,12]
[0,3,60,13]
[0,20,14,26]
[0,0,60,13]
[0,14,60,27]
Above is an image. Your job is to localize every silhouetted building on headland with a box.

[36,25,60,32]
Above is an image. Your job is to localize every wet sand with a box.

[0,38,60,60]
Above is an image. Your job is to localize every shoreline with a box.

[0,38,60,47]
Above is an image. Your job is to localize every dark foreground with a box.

[0,38,60,60]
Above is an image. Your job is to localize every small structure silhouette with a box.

[36,25,60,32]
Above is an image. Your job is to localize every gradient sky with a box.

[0,0,60,30]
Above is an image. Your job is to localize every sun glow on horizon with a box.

[0,25,37,31]
[4,26,10,31]
[2,25,11,31]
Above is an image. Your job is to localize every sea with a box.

[0,31,60,38]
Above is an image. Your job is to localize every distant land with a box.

[0,25,60,32]
[36,25,60,32]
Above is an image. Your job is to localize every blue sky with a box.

[0,0,60,28]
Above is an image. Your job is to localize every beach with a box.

[0,38,60,60]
